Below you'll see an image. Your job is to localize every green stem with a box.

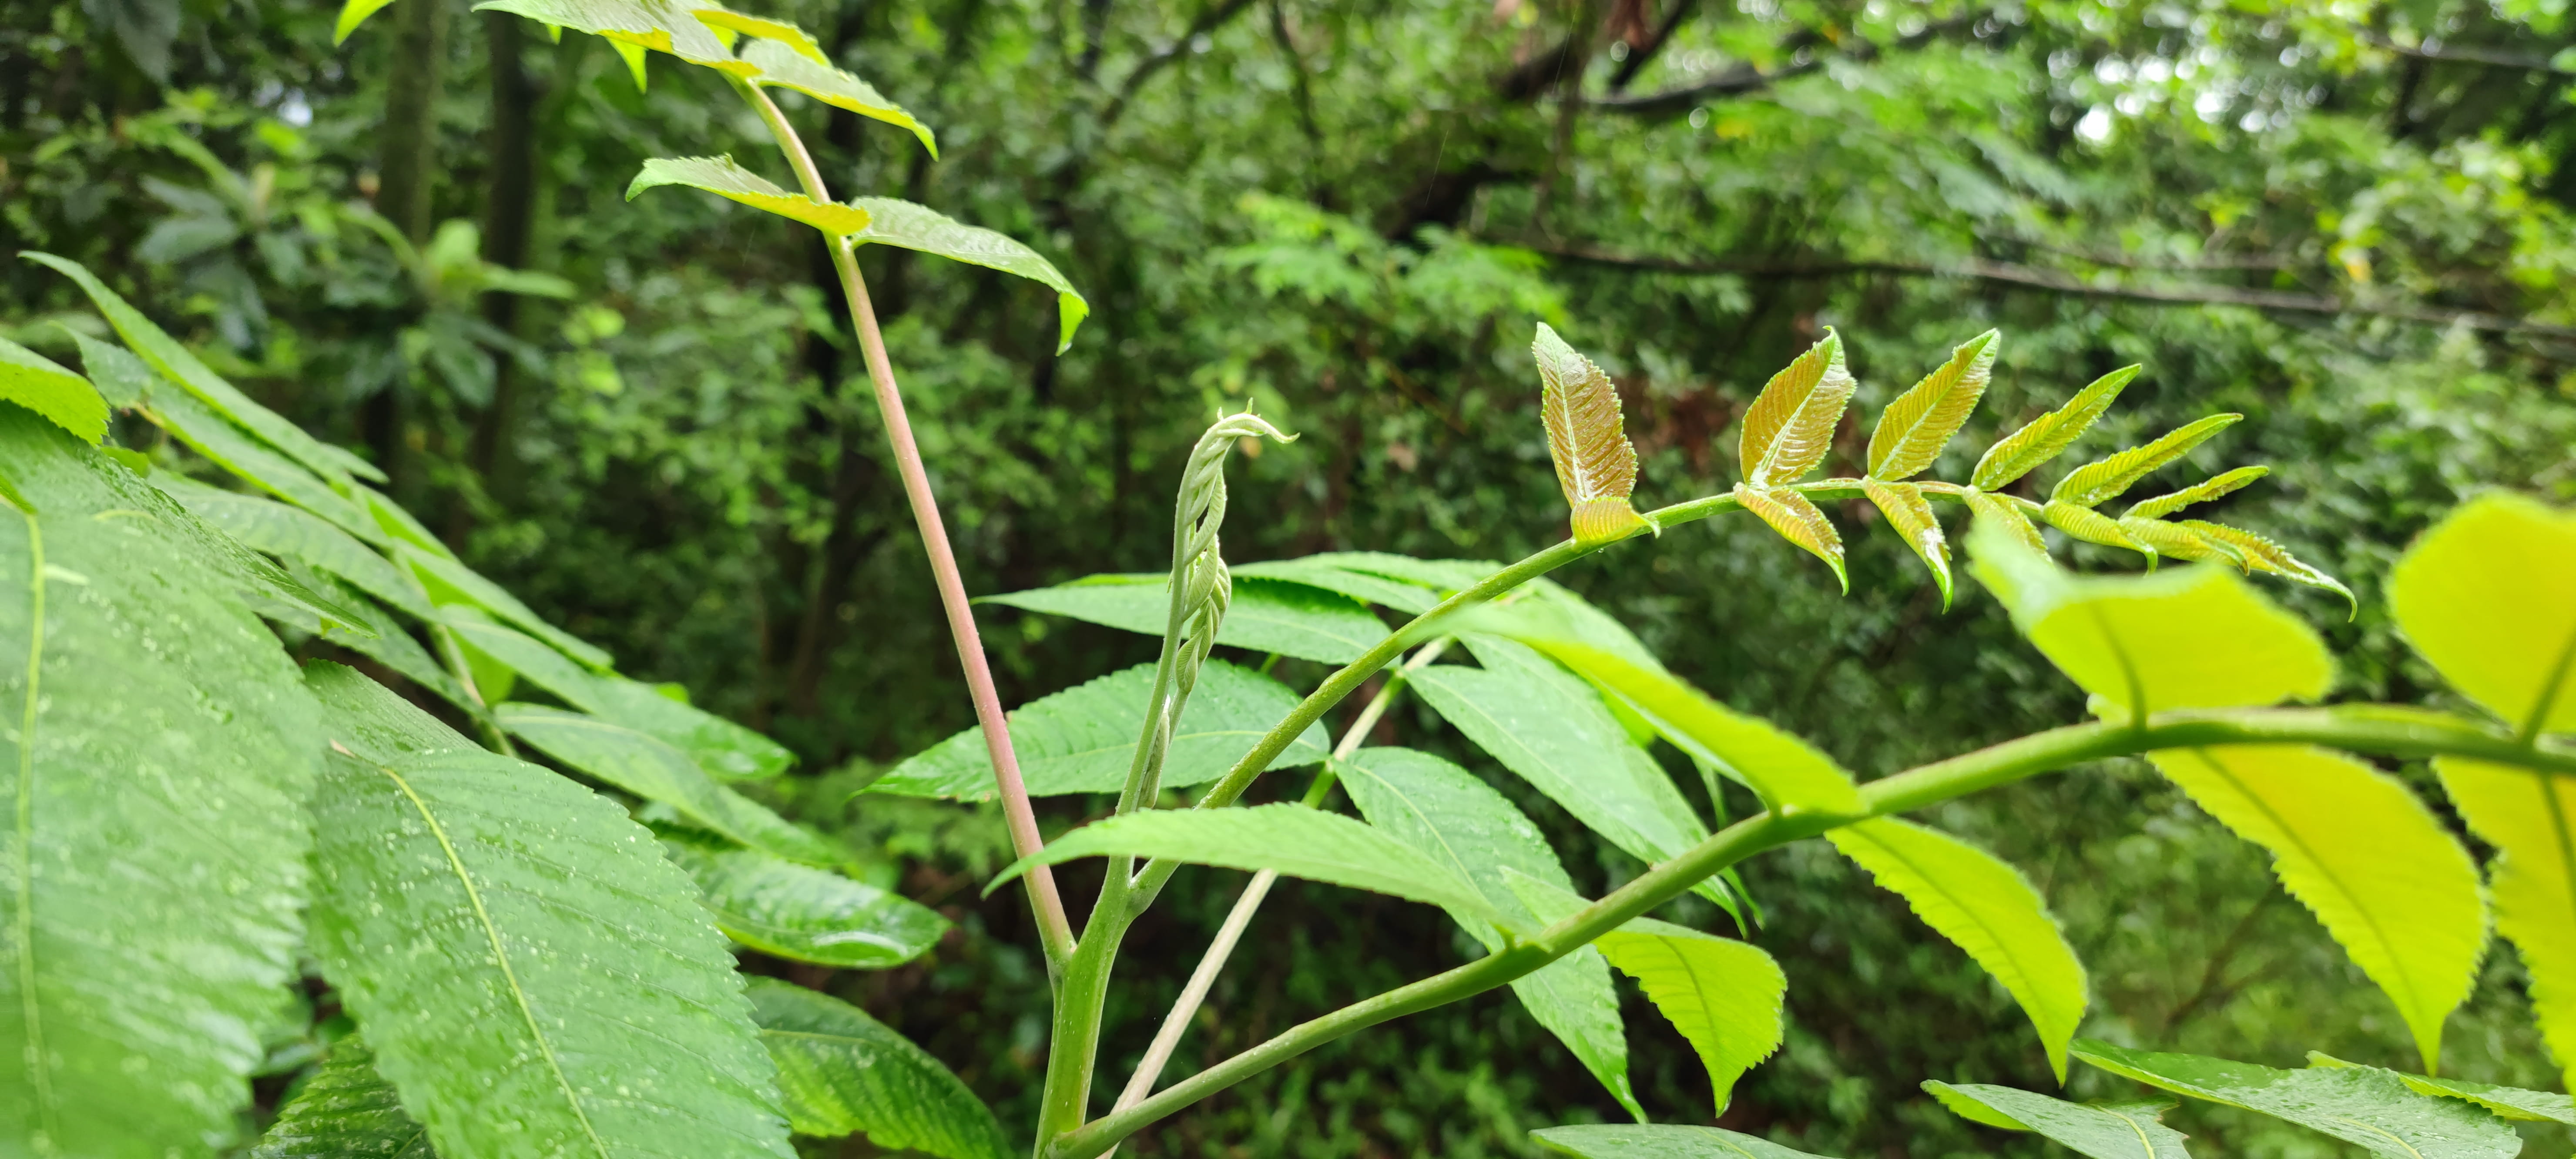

[1046,704,2573,1158]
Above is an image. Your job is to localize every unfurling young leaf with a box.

[1734,483,1847,592]
[2042,499,2139,552]
[2050,414,2243,508]
[748,979,1014,1159]
[0,336,107,444]
[626,155,878,234]
[1533,324,1646,545]
[1923,1081,2193,1159]
[1740,330,1856,487]
[1828,819,2088,1080]
[1868,329,1996,481]
[1971,365,2138,491]
[2148,746,2486,1071]
[2178,521,2354,614]
[741,41,937,157]
[2388,492,2576,737]
[1862,478,1952,607]
[846,198,1089,352]
[2071,1041,2521,1159]
[2434,757,2576,1094]
[2125,466,2269,521]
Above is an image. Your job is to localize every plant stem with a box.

[730,77,1075,970]
[1046,704,2573,1158]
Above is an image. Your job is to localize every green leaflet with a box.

[2043,499,2138,551]
[1969,490,2048,554]
[1734,484,1847,592]
[24,251,382,484]
[2148,746,2485,1070]
[1922,1082,2191,1159]
[1968,517,2333,721]
[64,329,156,408]
[1232,553,1453,613]
[2117,516,2236,568]
[2307,1052,2576,1125]
[1508,871,1786,1115]
[663,838,950,969]
[2071,1041,2521,1159]
[332,0,399,41]
[302,663,794,1159]
[0,338,107,444]
[1739,330,1855,488]
[147,386,389,546]
[1532,1125,1834,1159]
[1827,818,2088,1080]
[1868,329,1996,481]
[2389,492,2576,737]
[1340,747,1644,1121]
[252,1036,434,1159]
[443,617,793,779]
[309,583,480,717]
[399,543,613,669]
[154,475,435,619]
[1533,323,1646,546]
[2125,466,2269,521]
[991,804,1511,927]
[980,574,1387,663]
[748,978,1013,1159]
[689,3,828,63]
[868,658,1328,799]
[2177,521,2354,613]
[0,410,322,1157]
[2433,757,2576,1095]
[498,703,843,866]
[740,41,937,157]
[628,155,878,234]
[2050,415,2243,508]
[472,0,752,73]
[845,198,1089,352]
[1971,365,2138,491]
[1862,478,1952,607]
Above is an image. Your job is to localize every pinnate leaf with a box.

[1740,330,1855,487]
[1532,1125,1835,1159]
[980,574,1386,663]
[628,155,877,234]
[663,838,950,969]
[848,198,1087,352]
[741,40,936,157]
[0,337,106,444]
[1533,323,1646,546]
[1923,1082,2190,1159]
[1868,329,1995,480]
[2306,1052,2575,1125]
[749,978,1013,1159]
[155,475,433,619]
[2434,757,2576,1094]
[1971,365,2137,491]
[1969,490,2047,553]
[2042,499,2138,551]
[446,617,794,780]
[2050,414,2242,508]
[1828,818,2087,1080]
[2116,517,2238,568]
[2124,466,2268,521]
[2389,492,2576,736]
[147,382,388,546]
[1734,483,1847,592]
[2071,1041,2520,1159]
[401,543,613,668]
[2177,521,2352,613]
[498,703,843,865]
[1862,479,1952,607]
[252,1036,432,1159]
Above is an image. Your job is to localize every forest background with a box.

[7,0,2576,1151]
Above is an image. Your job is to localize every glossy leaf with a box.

[1532,1125,1835,1159]
[148,386,388,546]
[2176,521,2353,612]
[2149,746,2485,1069]
[2125,466,2269,521]
[316,594,481,717]
[993,804,1510,926]
[2071,1041,2520,1159]
[332,0,398,40]
[1969,490,2047,553]
[1868,329,1996,480]
[1971,365,2137,491]
[0,337,106,444]
[748,978,1013,1159]
[980,574,1386,663]
[628,155,877,234]
[1341,747,1644,1120]
[1922,1082,2191,1159]
[1862,478,1952,607]
[2389,492,2576,736]
[63,329,155,408]
[1509,871,1785,1115]
[400,544,613,668]
[443,617,792,779]
[2307,1052,2575,1125]
[1828,818,2088,1080]
[1533,323,1646,546]
[154,475,434,619]
[473,0,751,71]
[663,838,950,969]
[0,411,321,1157]
[1969,518,2333,720]
[847,198,1087,351]
[2435,757,2576,1093]
[2042,499,2138,551]
[870,658,1327,798]
[690,3,827,62]
[2050,415,2242,508]
[303,664,794,1159]
[741,40,936,156]
[499,703,842,866]
[251,1036,432,1159]
[1734,484,1847,592]
[1740,330,1855,487]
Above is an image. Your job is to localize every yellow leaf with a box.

[473,0,754,74]
[1734,483,1845,593]
[1533,325,1645,547]
[2389,493,2576,737]
[2182,521,2355,616]
[740,40,938,157]
[2126,466,2270,521]
[688,2,828,63]
[1739,330,1855,487]
[1867,330,1996,481]
[2042,499,2138,552]
[1970,365,2137,491]
[624,155,877,235]
[2050,413,2242,507]
[1861,478,1950,608]
[1969,491,2046,554]
[2434,757,2575,1093]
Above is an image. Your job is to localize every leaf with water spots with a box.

[251,1035,433,1159]
[1923,1082,2191,1159]
[1532,1124,1838,1159]
[2071,1041,2520,1159]
[750,978,1013,1159]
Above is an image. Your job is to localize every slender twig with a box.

[728,76,1076,970]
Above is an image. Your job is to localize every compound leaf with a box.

[1734,484,1847,592]
[400,543,613,669]
[1740,331,1855,487]
[2307,1053,2575,1125]
[154,475,433,620]
[1342,747,1644,1120]
[498,703,843,866]
[2434,757,2576,1094]
[2389,493,2576,737]
[303,663,794,1159]
[1868,330,1996,481]
[2117,517,2239,569]
[749,978,1012,1159]
[663,838,950,969]
[146,386,387,546]
[472,0,750,71]
[628,155,876,234]
[1861,478,1952,607]
[1828,818,2087,1080]
[1533,323,1645,546]
[1971,365,2137,491]
[847,198,1087,352]
[741,40,936,156]
[0,410,322,1157]
[2176,522,2352,613]
[980,574,1386,663]
[1232,553,1452,613]
[1532,1125,1835,1159]
[444,617,792,780]
[2050,415,2242,508]
[1969,491,2047,553]
[993,804,1509,927]
[0,338,106,444]
[251,1036,432,1159]
[868,658,1328,799]
[1922,1082,2191,1159]
[2148,746,2485,1071]
[2042,499,2139,552]
[2071,1041,2520,1159]
[2125,466,2269,521]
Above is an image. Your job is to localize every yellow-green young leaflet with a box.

[1868,329,1996,481]
[1531,324,1646,546]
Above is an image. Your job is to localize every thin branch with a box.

[2357,27,2573,74]
[1607,0,1699,91]
[1590,15,1974,117]
[1100,0,1263,128]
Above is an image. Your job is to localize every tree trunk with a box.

[369,0,450,503]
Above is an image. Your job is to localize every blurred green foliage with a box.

[8,0,2576,1152]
